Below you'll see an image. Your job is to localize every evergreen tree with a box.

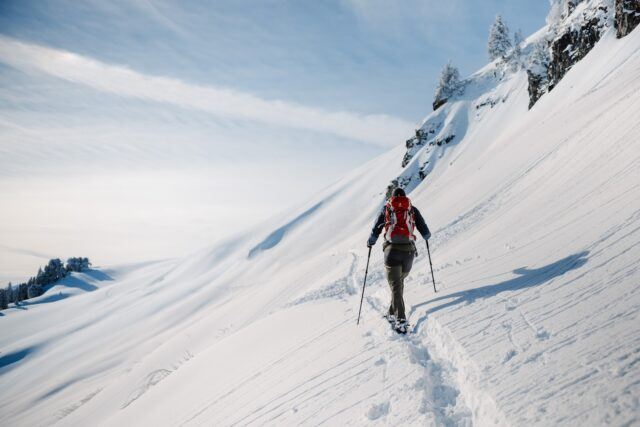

[18,283,28,302]
[433,61,462,110]
[0,288,7,310]
[488,15,512,61]
[35,267,45,285]
[513,30,524,58]
[6,283,14,304]
[26,276,42,299]
[510,29,524,69]
[27,283,43,299]
[41,259,67,284]
[66,257,92,272]
[13,282,21,304]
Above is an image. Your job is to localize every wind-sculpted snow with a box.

[1,16,639,427]
[248,201,324,259]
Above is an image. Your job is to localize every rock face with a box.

[548,14,606,91]
[527,70,547,109]
[401,126,440,168]
[432,98,447,111]
[528,1,611,108]
[387,115,458,199]
[615,0,640,38]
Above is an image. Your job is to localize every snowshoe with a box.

[383,314,397,324]
[393,319,409,334]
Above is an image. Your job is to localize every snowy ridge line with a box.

[423,316,509,427]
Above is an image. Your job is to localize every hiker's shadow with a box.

[412,251,589,333]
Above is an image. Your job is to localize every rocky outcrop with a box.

[548,13,606,91]
[401,122,443,167]
[528,2,611,108]
[432,98,447,111]
[527,70,547,109]
[385,177,412,199]
[402,129,430,167]
[615,0,640,38]
[388,131,455,199]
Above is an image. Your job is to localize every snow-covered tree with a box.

[547,0,564,28]
[509,29,524,70]
[528,41,550,76]
[488,15,512,61]
[66,257,91,272]
[546,0,583,31]
[40,259,67,284]
[513,30,524,58]
[433,61,462,110]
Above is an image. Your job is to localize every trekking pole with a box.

[426,240,437,293]
[356,246,372,325]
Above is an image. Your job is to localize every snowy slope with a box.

[1,25,639,427]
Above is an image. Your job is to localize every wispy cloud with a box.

[0,35,413,147]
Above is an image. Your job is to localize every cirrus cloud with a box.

[0,35,414,147]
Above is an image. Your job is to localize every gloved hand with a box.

[367,235,377,247]
[423,231,432,241]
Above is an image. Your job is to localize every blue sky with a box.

[0,0,550,280]
[0,0,549,119]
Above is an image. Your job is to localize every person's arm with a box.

[367,207,386,247]
[413,207,431,240]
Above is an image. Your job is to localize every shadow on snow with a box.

[412,251,589,333]
[248,202,323,259]
[0,347,36,374]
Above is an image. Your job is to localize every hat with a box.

[392,188,406,197]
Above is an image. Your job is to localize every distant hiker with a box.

[367,188,431,334]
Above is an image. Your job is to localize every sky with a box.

[0,0,550,282]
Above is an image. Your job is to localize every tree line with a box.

[0,257,91,310]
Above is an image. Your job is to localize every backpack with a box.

[384,196,416,243]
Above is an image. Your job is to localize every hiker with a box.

[367,188,431,333]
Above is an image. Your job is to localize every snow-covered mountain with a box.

[1,2,639,426]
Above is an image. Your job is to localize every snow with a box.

[1,20,639,427]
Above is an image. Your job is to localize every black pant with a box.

[383,243,415,321]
